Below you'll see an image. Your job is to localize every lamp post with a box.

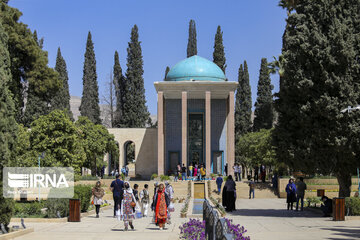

[341,105,360,194]
[38,152,45,201]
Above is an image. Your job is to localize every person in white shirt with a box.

[139,184,150,217]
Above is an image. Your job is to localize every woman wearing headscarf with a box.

[119,181,136,231]
[285,178,297,210]
[92,181,105,218]
[152,183,170,230]
[224,175,236,212]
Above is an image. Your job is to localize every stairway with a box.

[208,180,278,199]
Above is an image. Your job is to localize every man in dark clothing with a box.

[216,174,223,194]
[254,166,259,182]
[321,196,333,217]
[181,164,187,181]
[296,177,307,211]
[110,174,124,217]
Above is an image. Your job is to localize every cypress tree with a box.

[79,31,101,124]
[273,0,360,197]
[113,51,125,127]
[121,25,150,128]
[0,19,16,232]
[213,25,226,73]
[187,19,197,58]
[51,47,73,120]
[235,61,252,138]
[164,66,170,80]
[0,2,60,123]
[253,58,273,131]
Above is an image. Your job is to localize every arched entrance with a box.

[124,141,135,177]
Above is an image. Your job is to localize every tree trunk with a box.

[336,172,352,197]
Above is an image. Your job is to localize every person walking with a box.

[260,165,266,183]
[295,177,307,211]
[254,165,259,182]
[165,181,174,224]
[181,164,187,181]
[139,184,150,217]
[133,184,139,202]
[193,165,198,180]
[174,167,179,182]
[118,182,136,231]
[286,178,297,210]
[224,164,228,176]
[223,175,236,212]
[248,177,255,199]
[200,165,206,180]
[110,174,124,218]
[92,181,105,218]
[152,183,170,230]
[216,174,223,194]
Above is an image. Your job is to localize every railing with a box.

[203,200,234,240]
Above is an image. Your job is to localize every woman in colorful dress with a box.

[92,181,105,218]
[119,181,136,231]
[152,183,170,230]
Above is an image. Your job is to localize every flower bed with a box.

[179,218,250,240]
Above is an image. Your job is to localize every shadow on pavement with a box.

[229,208,322,218]
[322,226,360,240]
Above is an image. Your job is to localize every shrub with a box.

[79,175,98,181]
[179,219,205,240]
[346,197,360,216]
[14,201,44,217]
[74,184,93,212]
[45,198,69,218]
[160,175,171,181]
[103,175,115,179]
[0,189,14,231]
[306,196,322,207]
[151,173,158,180]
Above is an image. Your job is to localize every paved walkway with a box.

[228,199,360,240]
[10,199,360,240]
[11,203,186,240]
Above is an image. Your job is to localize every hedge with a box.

[345,197,360,216]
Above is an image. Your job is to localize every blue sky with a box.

[9,0,287,115]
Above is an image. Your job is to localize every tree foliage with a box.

[113,51,125,127]
[273,0,360,197]
[237,129,276,169]
[79,31,101,124]
[187,19,197,58]
[121,25,150,128]
[253,58,274,131]
[0,18,16,231]
[213,25,226,73]
[0,2,60,123]
[76,116,119,175]
[51,47,73,120]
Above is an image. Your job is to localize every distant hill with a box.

[70,96,157,128]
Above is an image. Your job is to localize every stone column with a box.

[182,91,187,167]
[157,92,164,175]
[227,91,235,176]
[205,91,211,175]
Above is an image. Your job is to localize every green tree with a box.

[274,0,360,197]
[235,61,252,163]
[113,51,125,127]
[79,31,101,124]
[253,58,274,131]
[51,47,73,120]
[187,19,197,57]
[11,124,36,167]
[0,2,60,123]
[213,25,226,73]
[29,110,86,174]
[121,25,150,128]
[76,116,119,176]
[0,19,17,230]
[164,66,170,80]
[237,129,276,169]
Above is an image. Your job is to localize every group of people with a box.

[285,177,307,211]
[91,174,174,231]
[175,163,206,181]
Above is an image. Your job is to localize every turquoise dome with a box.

[165,55,226,82]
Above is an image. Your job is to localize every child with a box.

[216,174,223,194]
[139,184,150,217]
[248,177,255,199]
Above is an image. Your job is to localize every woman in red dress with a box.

[152,183,170,230]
